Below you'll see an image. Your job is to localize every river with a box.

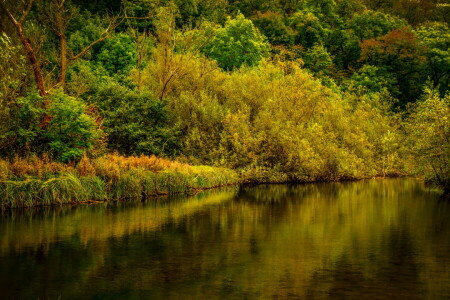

[0,178,449,299]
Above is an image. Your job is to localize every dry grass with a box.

[0,154,239,209]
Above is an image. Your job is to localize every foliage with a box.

[0,154,239,208]
[45,92,102,162]
[93,33,137,77]
[153,54,407,181]
[86,81,181,157]
[359,27,427,107]
[202,13,270,70]
[349,10,408,40]
[414,22,450,97]
[345,64,398,95]
[288,10,329,48]
[302,43,333,75]
[407,90,450,191]
[252,11,293,45]
[0,92,102,162]
[1,0,448,194]
[0,93,44,157]
[0,33,29,101]
[326,28,360,70]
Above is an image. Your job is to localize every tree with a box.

[302,43,333,75]
[1,91,102,161]
[0,0,47,96]
[326,28,360,70]
[359,27,427,106]
[86,81,181,157]
[1,0,121,96]
[125,12,153,92]
[349,10,408,40]
[345,64,398,95]
[252,11,293,45]
[361,0,437,25]
[94,33,137,77]
[392,0,436,26]
[306,0,341,26]
[227,0,269,17]
[288,10,329,49]
[37,0,122,86]
[45,91,103,162]
[0,32,29,100]
[414,22,450,96]
[202,13,270,70]
[407,89,450,192]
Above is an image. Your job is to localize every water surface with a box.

[0,178,449,299]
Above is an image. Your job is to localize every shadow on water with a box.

[0,178,449,299]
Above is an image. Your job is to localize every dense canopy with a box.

[0,0,449,191]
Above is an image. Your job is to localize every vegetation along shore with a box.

[0,0,449,208]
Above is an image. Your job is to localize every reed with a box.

[40,173,87,205]
[0,155,240,209]
[0,179,41,209]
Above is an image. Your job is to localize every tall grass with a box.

[0,155,239,209]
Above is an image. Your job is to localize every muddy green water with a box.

[0,178,449,299]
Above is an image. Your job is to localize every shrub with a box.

[45,91,102,162]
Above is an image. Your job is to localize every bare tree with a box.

[1,0,123,96]
[0,0,47,96]
[125,10,153,92]
[38,0,122,86]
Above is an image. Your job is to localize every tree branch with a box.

[1,2,19,26]
[19,0,33,25]
[69,35,108,61]
[69,14,122,61]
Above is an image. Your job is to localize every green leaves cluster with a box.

[202,14,270,70]
[0,92,101,162]
[1,0,448,191]
[86,80,181,157]
[407,90,450,191]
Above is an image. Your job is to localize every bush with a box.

[45,92,103,162]
[0,91,103,162]
[407,90,450,191]
[86,81,181,157]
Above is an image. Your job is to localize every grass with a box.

[0,155,239,209]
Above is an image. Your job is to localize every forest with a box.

[0,0,449,207]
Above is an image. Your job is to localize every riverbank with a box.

[0,154,428,209]
[0,155,239,209]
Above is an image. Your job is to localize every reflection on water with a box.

[0,179,449,299]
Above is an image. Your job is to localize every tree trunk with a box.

[59,33,67,86]
[1,3,47,96]
[17,26,47,96]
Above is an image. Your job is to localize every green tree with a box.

[87,81,181,157]
[302,43,333,75]
[252,11,293,45]
[0,93,44,157]
[0,91,102,162]
[349,10,408,40]
[414,22,450,96]
[288,10,329,48]
[407,89,450,192]
[202,13,270,70]
[359,27,427,106]
[345,64,398,96]
[94,33,137,77]
[326,28,360,70]
[306,0,341,26]
[275,0,306,15]
[45,92,103,162]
